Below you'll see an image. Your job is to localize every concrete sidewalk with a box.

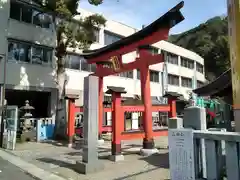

[0,149,67,180]
[1,137,170,180]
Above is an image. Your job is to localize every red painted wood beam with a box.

[75,106,170,113]
[93,54,163,77]
[121,130,168,140]
[75,107,112,113]
[87,29,169,64]
[123,105,170,112]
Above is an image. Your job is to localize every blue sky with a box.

[79,0,227,34]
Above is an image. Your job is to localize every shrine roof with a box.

[82,1,184,60]
[193,69,231,97]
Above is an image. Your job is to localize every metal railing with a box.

[193,130,240,179]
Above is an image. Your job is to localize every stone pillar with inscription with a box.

[76,76,103,174]
[168,129,195,180]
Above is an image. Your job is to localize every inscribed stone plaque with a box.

[168,129,195,180]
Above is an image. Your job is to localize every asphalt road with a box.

[0,157,37,180]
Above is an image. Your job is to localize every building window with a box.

[197,80,204,88]
[150,70,159,82]
[32,46,43,64]
[164,51,178,65]
[118,71,133,79]
[181,77,192,88]
[80,58,90,71]
[8,40,52,64]
[81,58,96,72]
[104,31,123,45]
[136,70,159,82]
[196,62,204,73]
[10,1,52,29]
[90,64,96,72]
[158,112,169,126]
[22,6,32,23]
[168,74,179,86]
[149,46,159,55]
[181,57,194,69]
[93,28,100,43]
[80,58,96,72]
[65,54,81,70]
[137,70,140,79]
[10,1,21,21]
[65,54,96,72]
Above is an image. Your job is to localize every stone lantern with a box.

[20,100,34,117]
[19,100,35,141]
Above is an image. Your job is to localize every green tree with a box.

[33,0,106,137]
[169,16,229,81]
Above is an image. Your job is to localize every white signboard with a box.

[168,129,195,180]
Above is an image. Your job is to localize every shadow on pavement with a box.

[37,157,81,174]
[38,139,84,150]
[36,141,169,178]
[112,167,160,180]
[37,151,169,178]
[66,147,112,157]
[140,152,169,169]
[37,157,167,180]
[112,153,169,180]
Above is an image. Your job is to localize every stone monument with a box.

[76,75,103,174]
[168,128,195,180]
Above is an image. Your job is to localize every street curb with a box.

[1,149,42,180]
[0,149,67,180]
[24,171,42,180]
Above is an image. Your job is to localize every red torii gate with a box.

[80,1,185,151]
[67,2,185,151]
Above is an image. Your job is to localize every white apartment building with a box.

[0,1,205,120]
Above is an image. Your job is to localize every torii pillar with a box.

[163,92,179,118]
[65,94,79,148]
[106,86,126,162]
[138,46,158,156]
[97,65,104,144]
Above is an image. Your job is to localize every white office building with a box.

[0,1,205,121]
